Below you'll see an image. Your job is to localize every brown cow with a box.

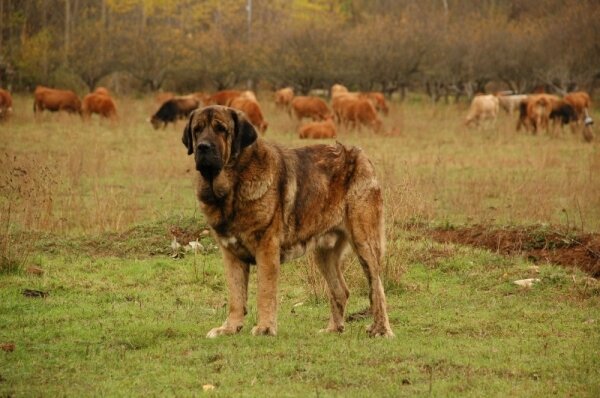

[274,87,294,110]
[290,96,332,122]
[298,117,337,139]
[338,97,382,133]
[564,91,593,141]
[205,90,242,106]
[33,86,81,114]
[0,88,13,121]
[363,92,389,115]
[516,94,560,133]
[82,92,117,120]
[229,97,268,134]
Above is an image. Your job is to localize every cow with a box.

[363,92,389,115]
[338,97,382,133]
[0,88,13,121]
[274,87,294,110]
[298,117,337,139]
[564,91,593,142]
[290,96,332,122]
[464,94,500,128]
[33,86,81,114]
[331,84,388,116]
[82,92,117,120]
[516,94,560,134]
[205,90,242,106]
[229,97,268,134]
[150,95,200,129]
[496,93,528,115]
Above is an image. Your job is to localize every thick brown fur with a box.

[205,90,242,106]
[183,105,393,338]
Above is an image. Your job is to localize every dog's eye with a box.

[214,122,227,133]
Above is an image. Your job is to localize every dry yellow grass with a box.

[1,93,599,235]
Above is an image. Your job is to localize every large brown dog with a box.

[182,105,393,338]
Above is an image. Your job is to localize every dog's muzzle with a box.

[195,142,223,180]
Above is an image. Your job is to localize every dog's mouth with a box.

[196,154,223,181]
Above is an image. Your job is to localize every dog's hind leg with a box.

[206,250,250,338]
[314,233,350,333]
[347,187,394,338]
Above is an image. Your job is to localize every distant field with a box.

[1,93,599,396]
[2,93,599,234]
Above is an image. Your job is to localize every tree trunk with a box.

[64,0,70,66]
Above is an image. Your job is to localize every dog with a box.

[182,105,393,338]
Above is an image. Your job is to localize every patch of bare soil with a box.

[427,226,600,277]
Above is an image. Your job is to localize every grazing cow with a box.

[82,92,117,120]
[363,92,389,115]
[290,96,332,122]
[338,97,382,133]
[0,88,13,121]
[496,93,528,115]
[229,97,268,134]
[549,101,577,128]
[205,90,242,106]
[516,94,560,133]
[298,117,337,139]
[564,91,593,142]
[150,95,200,129]
[33,86,81,114]
[274,87,294,110]
[464,94,500,128]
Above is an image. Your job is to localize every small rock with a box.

[513,278,541,288]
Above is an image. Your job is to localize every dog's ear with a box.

[182,112,194,155]
[230,109,257,159]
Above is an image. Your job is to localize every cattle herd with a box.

[0,84,594,142]
[465,91,594,142]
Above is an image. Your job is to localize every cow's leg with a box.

[206,249,250,338]
[314,233,350,333]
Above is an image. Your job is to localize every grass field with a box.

[1,93,599,396]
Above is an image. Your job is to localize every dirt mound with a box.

[427,226,600,277]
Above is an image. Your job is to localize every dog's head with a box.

[182,105,258,181]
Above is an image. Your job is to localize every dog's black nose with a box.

[197,142,212,153]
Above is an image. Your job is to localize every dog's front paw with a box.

[206,324,243,338]
[251,325,277,336]
[366,324,394,338]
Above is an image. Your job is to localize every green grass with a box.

[1,235,598,396]
[1,93,599,396]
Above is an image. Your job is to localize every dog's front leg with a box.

[206,249,250,338]
[252,239,280,336]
